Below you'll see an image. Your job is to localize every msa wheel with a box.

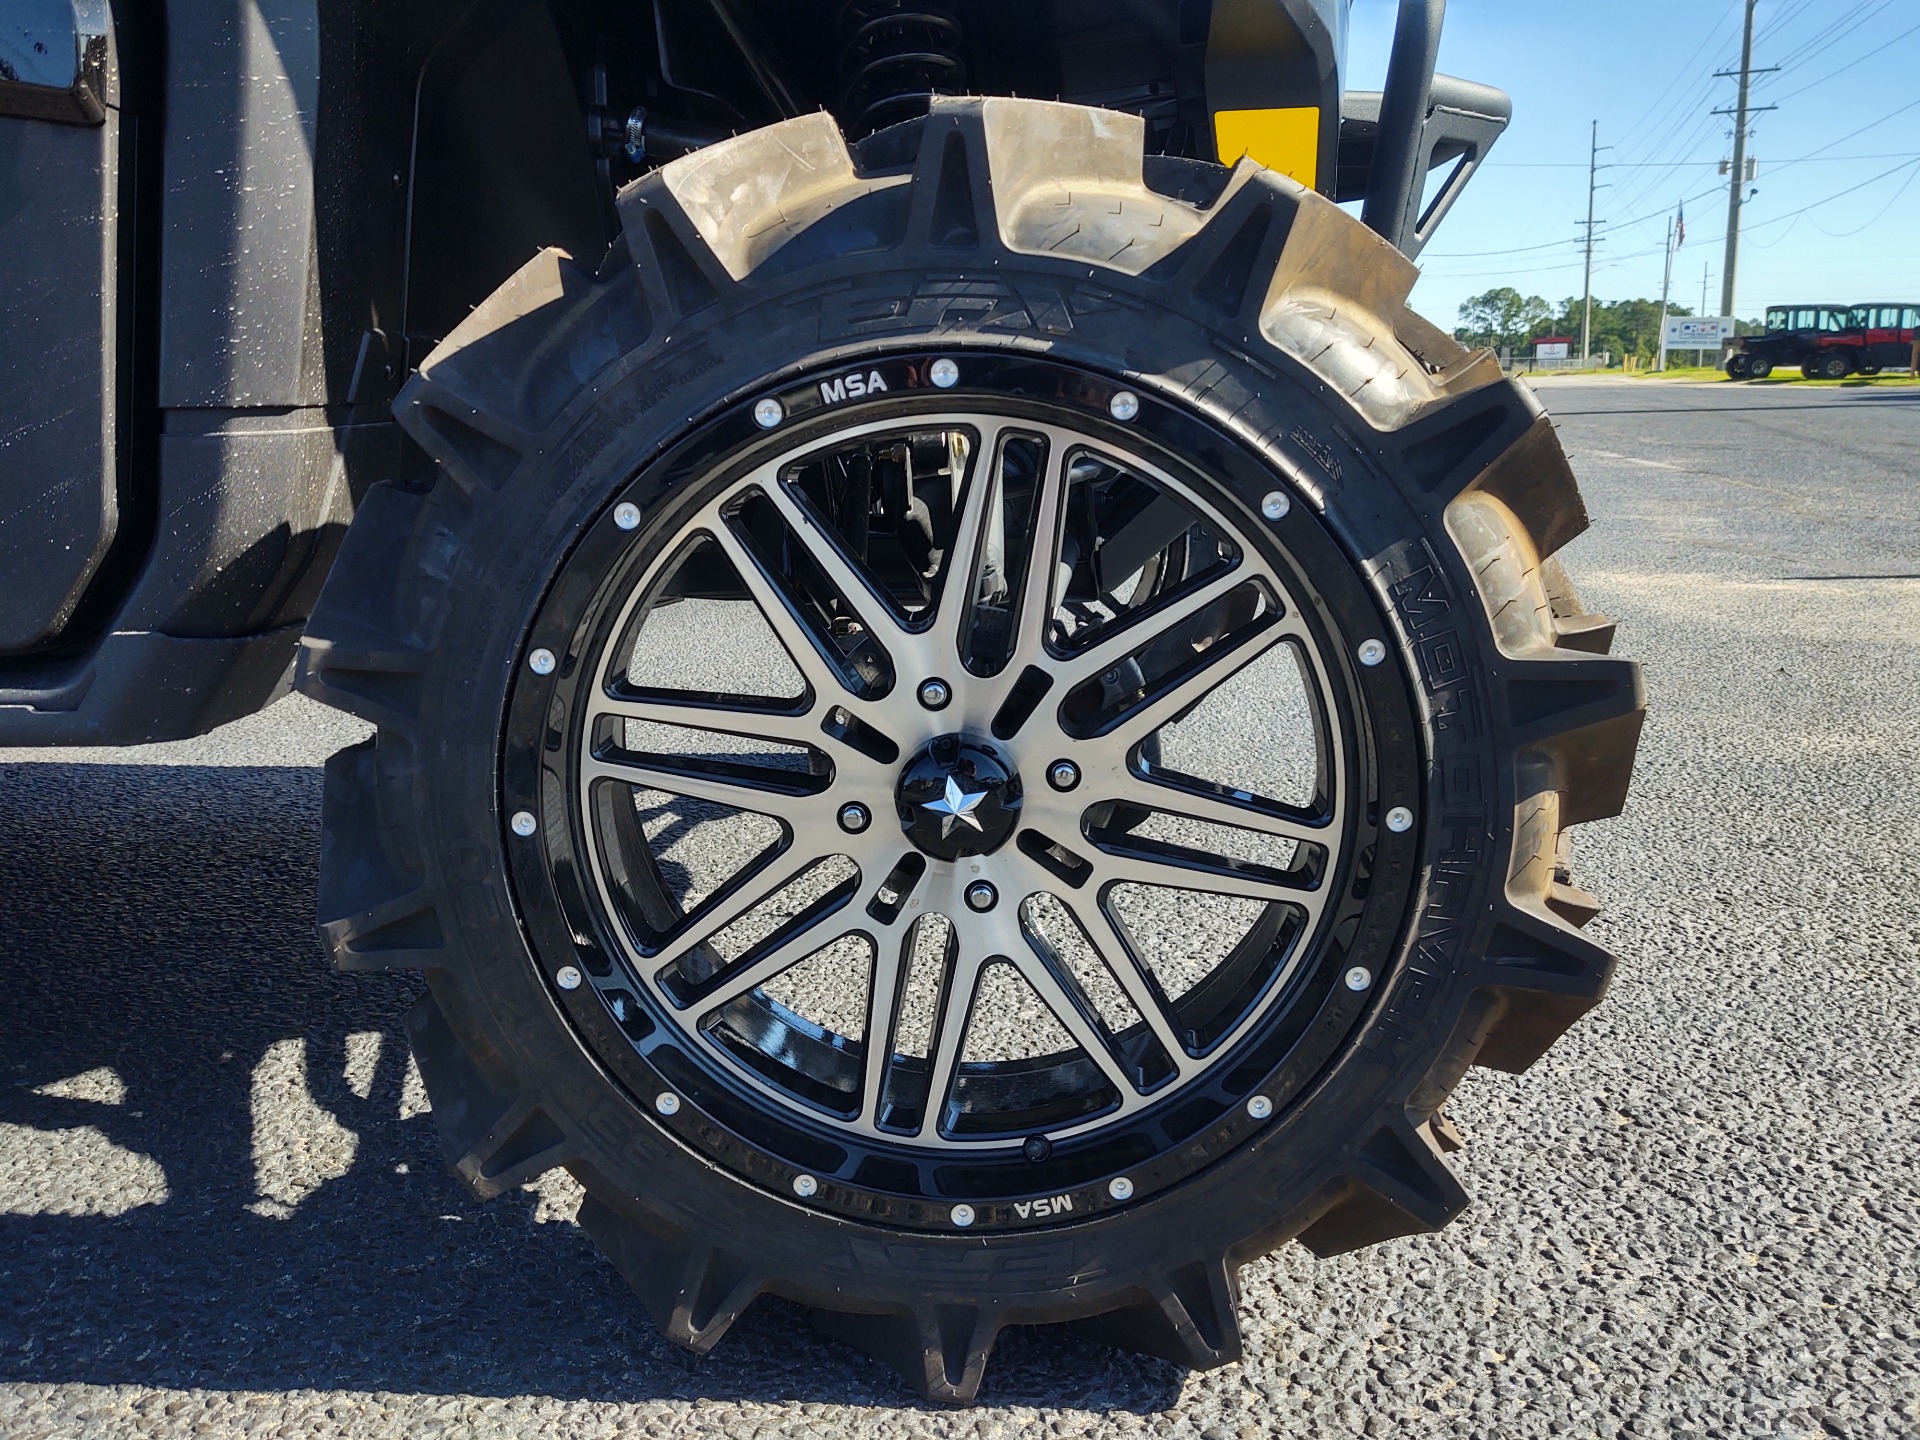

[299,100,1644,1403]
[1817,351,1853,380]
[1725,354,1751,379]
[1748,358,1773,379]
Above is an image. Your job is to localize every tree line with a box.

[1452,287,1762,365]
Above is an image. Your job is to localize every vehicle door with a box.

[1827,305,1858,359]
[1859,306,1894,367]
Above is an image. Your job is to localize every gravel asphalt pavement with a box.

[2,377,1915,1438]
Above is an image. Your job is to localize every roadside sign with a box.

[1663,316,1736,349]
[1536,339,1570,360]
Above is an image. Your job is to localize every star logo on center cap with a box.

[921,775,987,838]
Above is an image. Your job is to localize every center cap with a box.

[896,736,1022,861]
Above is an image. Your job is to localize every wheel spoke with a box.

[1006,948,1141,1097]
[928,421,1011,661]
[586,690,824,750]
[640,847,820,972]
[855,926,914,1127]
[956,435,1074,727]
[1004,438,1072,666]
[1096,848,1326,912]
[703,513,888,704]
[1106,772,1330,847]
[915,952,987,1139]
[749,473,918,653]
[694,899,861,1010]
[1054,890,1199,1077]
[583,752,824,826]
[1050,565,1255,699]
[1102,615,1306,749]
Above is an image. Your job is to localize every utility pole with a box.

[1579,121,1610,367]
[1713,0,1776,322]
[1719,1,1754,320]
[1701,262,1710,317]
[1657,214,1676,371]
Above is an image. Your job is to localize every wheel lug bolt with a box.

[1261,490,1291,521]
[1357,638,1387,667]
[555,965,583,991]
[1247,1094,1273,1120]
[528,648,557,675]
[753,397,785,429]
[792,1173,818,1198]
[1385,806,1413,833]
[918,678,951,709]
[1345,966,1373,992]
[510,810,537,837]
[930,358,959,389]
[1108,1176,1135,1201]
[1108,390,1140,421]
[613,501,641,531]
[1047,760,1080,791]
[965,880,998,912]
[838,802,871,833]
[655,1092,680,1116]
[1023,1134,1052,1162]
[950,1203,976,1227]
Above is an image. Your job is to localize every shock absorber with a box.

[834,0,966,137]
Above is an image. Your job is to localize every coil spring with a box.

[835,0,966,137]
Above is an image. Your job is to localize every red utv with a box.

[1801,303,1920,379]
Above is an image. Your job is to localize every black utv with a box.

[0,0,1643,1403]
[1725,304,1851,378]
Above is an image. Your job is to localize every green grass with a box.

[1528,364,1920,387]
[1749,372,1920,387]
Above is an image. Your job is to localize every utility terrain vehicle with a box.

[1804,303,1920,379]
[0,0,1643,1402]
[1725,303,1850,378]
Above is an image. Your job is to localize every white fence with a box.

[1500,349,1611,372]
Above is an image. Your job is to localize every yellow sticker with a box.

[1213,107,1320,188]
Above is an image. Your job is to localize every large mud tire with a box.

[298,99,1644,1403]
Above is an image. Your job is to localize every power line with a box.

[1781,97,1920,164]
[1424,12,1920,292]
[1767,17,1920,104]
[1806,162,1920,239]
[1763,0,1891,71]
[1609,102,1730,218]
[1484,151,1918,171]
[1743,155,1920,234]
[1430,155,1920,284]
[1761,0,1898,78]
[1424,178,1726,259]
[1757,0,1819,42]
[1612,1,1742,164]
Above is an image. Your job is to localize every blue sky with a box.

[1342,1,1920,327]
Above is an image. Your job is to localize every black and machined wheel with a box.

[299,99,1645,1402]
[1725,353,1751,379]
[1748,357,1773,379]
[1806,350,1852,381]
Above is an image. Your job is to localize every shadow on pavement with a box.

[0,761,1178,1412]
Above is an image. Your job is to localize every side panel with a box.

[0,4,122,652]
[157,0,326,408]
